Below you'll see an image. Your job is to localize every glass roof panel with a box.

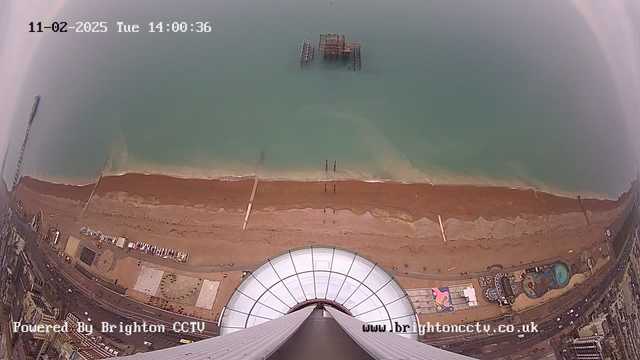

[326,273,346,301]
[350,293,384,316]
[331,249,356,274]
[312,247,334,271]
[334,276,361,304]
[227,290,256,313]
[282,274,306,303]
[298,271,316,299]
[270,253,296,279]
[252,263,281,289]
[219,308,248,328]
[314,271,330,299]
[250,300,285,319]
[269,279,298,307]
[344,285,374,310]
[219,247,418,340]
[256,289,290,314]
[377,280,406,304]
[237,275,268,300]
[385,296,414,318]
[348,256,375,282]
[291,248,313,272]
[355,307,389,323]
[363,265,392,292]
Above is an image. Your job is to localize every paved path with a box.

[75,229,566,282]
[389,256,566,281]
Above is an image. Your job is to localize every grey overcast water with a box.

[4,0,637,197]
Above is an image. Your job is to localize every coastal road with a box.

[13,219,219,342]
[27,242,201,352]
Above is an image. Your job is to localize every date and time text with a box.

[29,21,212,33]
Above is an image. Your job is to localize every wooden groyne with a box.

[243,150,266,230]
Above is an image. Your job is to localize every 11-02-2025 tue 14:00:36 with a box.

[29,21,212,33]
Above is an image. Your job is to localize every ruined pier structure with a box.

[300,39,315,65]
[299,33,362,71]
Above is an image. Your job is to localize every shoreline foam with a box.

[13,173,630,277]
[20,168,624,201]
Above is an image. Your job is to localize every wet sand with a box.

[18,174,632,221]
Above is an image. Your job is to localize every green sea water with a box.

[4,0,637,197]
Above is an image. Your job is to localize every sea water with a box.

[4,0,636,198]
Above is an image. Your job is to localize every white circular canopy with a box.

[219,246,419,340]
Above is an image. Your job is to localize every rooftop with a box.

[28,292,53,316]
[219,246,418,339]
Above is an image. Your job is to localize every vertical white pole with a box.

[438,214,447,243]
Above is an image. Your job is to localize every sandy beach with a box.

[12,174,635,275]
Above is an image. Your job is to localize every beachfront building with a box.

[407,284,478,314]
[578,313,609,338]
[17,291,56,358]
[569,336,605,360]
[113,247,472,359]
